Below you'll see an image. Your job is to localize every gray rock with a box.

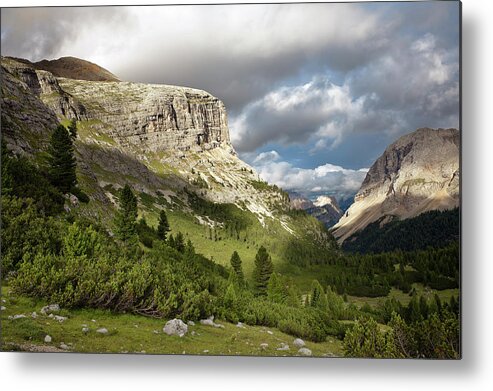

[0,306,6,311]
[40,304,60,315]
[236,322,246,328]
[298,347,312,356]
[31,312,38,319]
[200,316,215,326]
[293,338,305,348]
[96,328,109,334]
[44,335,52,343]
[8,314,26,320]
[277,343,290,351]
[60,343,69,350]
[82,327,90,333]
[267,330,273,335]
[260,343,269,349]
[54,315,68,323]
[187,320,195,326]
[163,319,188,337]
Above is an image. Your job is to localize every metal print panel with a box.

[0,1,461,358]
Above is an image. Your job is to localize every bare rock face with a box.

[332,128,460,243]
[289,193,343,228]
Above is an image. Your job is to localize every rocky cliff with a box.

[289,193,343,228]
[332,128,460,243]
[0,56,292,230]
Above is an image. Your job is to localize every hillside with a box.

[332,128,460,243]
[7,56,120,82]
[0,56,336,276]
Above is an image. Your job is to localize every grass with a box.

[347,283,459,309]
[0,286,342,357]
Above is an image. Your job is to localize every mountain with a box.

[7,56,120,82]
[332,128,460,243]
[1,56,335,270]
[289,193,343,228]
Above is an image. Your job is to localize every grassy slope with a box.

[0,286,342,357]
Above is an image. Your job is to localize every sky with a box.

[1,1,460,201]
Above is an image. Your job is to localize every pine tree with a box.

[230,251,244,284]
[310,280,328,311]
[68,119,78,139]
[157,210,170,241]
[47,125,77,193]
[114,184,138,243]
[175,231,185,253]
[252,245,273,295]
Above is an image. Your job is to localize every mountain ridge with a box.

[332,127,460,243]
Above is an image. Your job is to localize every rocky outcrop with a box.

[289,193,343,228]
[332,128,460,243]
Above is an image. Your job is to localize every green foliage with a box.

[1,196,62,272]
[343,208,460,253]
[1,142,64,215]
[157,210,170,241]
[343,317,398,358]
[47,125,77,194]
[230,251,244,284]
[114,184,138,243]
[63,222,102,258]
[252,246,274,296]
[68,119,78,139]
[310,280,329,312]
[136,218,158,248]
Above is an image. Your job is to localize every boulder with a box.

[44,335,52,343]
[277,343,290,351]
[31,312,38,318]
[8,314,26,320]
[260,343,269,350]
[82,327,90,333]
[200,316,215,326]
[54,315,68,323]
[187,320,195,326]
[298,347,312,356]
[293,338,305,348]
[40,304,60,315]
[96,328,109,334]
[236,322,246,328]
[163,319,188,337]
[0,306,6,311]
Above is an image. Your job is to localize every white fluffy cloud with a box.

[250,150,368,196]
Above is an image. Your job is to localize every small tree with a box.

[114,184,138,243]
[157,210,170,241]
[47,124,77,194]
[252,245,273,295]
[230,251,244,284]
[175,231,185,253]
[310,280,328,311]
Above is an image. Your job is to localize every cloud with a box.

[250,151,368,196]
[231,30,459,153]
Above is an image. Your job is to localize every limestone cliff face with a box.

[1,56,292,231]
[289,193,343,228]
[332,128,460,243]
[58,78,231,153]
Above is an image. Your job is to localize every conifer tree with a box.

[47,125,77,193]
[230,251,244,284]
[157,210,170,241]
[175,231,185,253]
[68,119,78,139]
[252,245,273,295]
[114,184,138,243]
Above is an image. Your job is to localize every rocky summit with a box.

[290,193,343,228]
[332,128,460,243]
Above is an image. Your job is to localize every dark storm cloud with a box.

[1,7,133,64]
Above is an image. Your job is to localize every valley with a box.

[0,56,460,359]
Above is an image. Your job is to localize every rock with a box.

[54,315,68,323]
[333,128,460,242]
[200,316,215,326]
[1,299,6,303]
[44,335,52,343]
[293,338,305,348]
[203,349,209,353]
[277,343,290,351]
[82,327,90,333]
[60,343,69,350]
[69,193,79,206]
[31,312,38,319]
[187,320,195,326]
[153,330,160,334]
[0,306,6,311]
[213,323,225,329]
[91,319,96,322]
[236,322,246,328]
[191,331,196,336]
[48,314,54,318]
[298,347,312,356]
[8,314,26,320]
[163,319,188,337]
[267,330,273,335]
[40,304,60,315]
[260,343,269,350]
[96,328,109,334]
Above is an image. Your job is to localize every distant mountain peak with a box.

[332,127,460,243]
[7,56,120,82]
